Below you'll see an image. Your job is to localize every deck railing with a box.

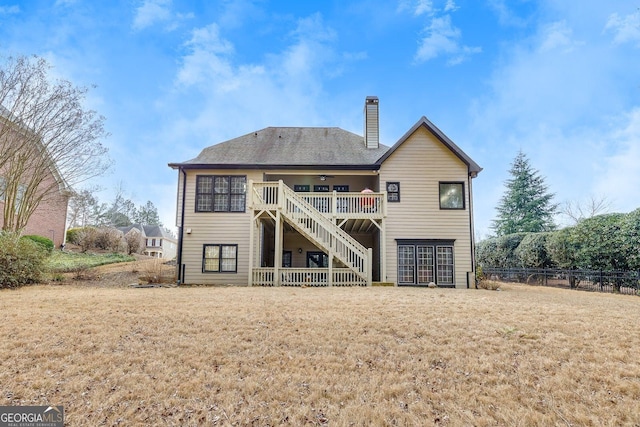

[251,182,386,219]
[252,267,368,287]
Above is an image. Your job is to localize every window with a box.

[282,251,292,268]
[294,184,310,192]
[203,244,238,273]
[196,175,246,212]
[436,247,454,284]
[386,182,400,202]
[307,251,329,268]
[397,240,455,286]
[313,185,329,192]
[333,185,349,192]
[439,182,464,209]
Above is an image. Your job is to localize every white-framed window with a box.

[397,240,455,286]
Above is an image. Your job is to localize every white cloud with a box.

[415,14,480,64]
[0,5,19,14]
[468,9,640,236]
[133,0,171,30]
[165,13,348,156]
[132,0,192,31]
[414,0,434,16]
[538,21,583,53]
[594,108,640,212]
[487,0,527,27]
[605,11,640,46]
[443,0,458,13]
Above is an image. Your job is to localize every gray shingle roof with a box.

[116,224,176,240]
[170,127,389,168]
[169,120,481,176]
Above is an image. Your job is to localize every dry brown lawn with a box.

[1,277,640,426]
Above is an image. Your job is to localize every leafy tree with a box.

[136,200,161,225]
[492,151,557,236]
[0,55,110,233]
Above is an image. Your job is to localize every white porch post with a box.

[274,209,282,286]
[367,247,373,286]
[328,240,333,287]
[381,220,387,283]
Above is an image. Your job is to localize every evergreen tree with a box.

[492,151,557,236]
[136,200,162,225]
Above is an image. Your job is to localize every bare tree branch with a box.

[0,55,111,233]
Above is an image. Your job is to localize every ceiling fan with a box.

[316,174,335,181]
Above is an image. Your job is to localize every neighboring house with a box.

[117,224,178,259]
[169,96,482,288]
[0,106,70,248]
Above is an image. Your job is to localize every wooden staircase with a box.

[280,184,371,285]
[250,181,372,286]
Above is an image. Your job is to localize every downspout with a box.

[177,167,187,284]
[468,172,477,289]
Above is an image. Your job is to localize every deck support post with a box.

[274,209,282,286]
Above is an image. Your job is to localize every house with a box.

[169,97,482,288]
[117,224,178,259]
[0,106,70,248]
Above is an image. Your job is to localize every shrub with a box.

[75,227,98,252]
[546,227,579,269]
[0,232,48,288]
[66,227,84,245]
[476,238,499,268]
[572,213,627,270]
[621,208,640,270]
[124,228,143,255]
[477,280,501,290]
[94,228,124,252]
[22,235,54,253]
[139,258,174,284]
[494,233,527,268]
[515,232,551,268]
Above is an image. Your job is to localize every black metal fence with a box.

[482,267,640,296]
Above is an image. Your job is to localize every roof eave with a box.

[168,163,381,171]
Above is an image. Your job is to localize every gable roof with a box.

[376,116,482,176]
[169,118,481,177]
[117,224,176,241]
[169,127,389,170]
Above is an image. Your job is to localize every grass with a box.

[46,251,135,273]
[1,284,640,426]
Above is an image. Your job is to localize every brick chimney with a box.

[364,96,379,149]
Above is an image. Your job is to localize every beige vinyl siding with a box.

[180,169,262,285]
[379,125,474,288]
[175,170,184,227]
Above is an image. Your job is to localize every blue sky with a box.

[1,0,639,238]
